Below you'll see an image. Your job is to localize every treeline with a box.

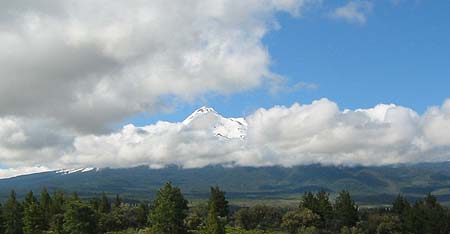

[0,184,449,234]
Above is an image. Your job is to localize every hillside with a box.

[1,162,450,205]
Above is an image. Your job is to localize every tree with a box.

[234,205,283,230]
[49,190,65,233]
[334,191,359,228]
[99,192,111,213]
[148,182,189,234]
[186,203,208,231]
[51,190,65,215]
[403,194,450,234]
[24,191,37,208]
[203,201,225,234]
[23,201,45,234]
[135,203,149,228]
[113,194,122,210]
[282,208,320,234]
[300,190,334,228]
[89,196,100,211]
[3,190,23,234]
[392,194,409,215]
[0,203,4,234]
[376,218,402,234]
[63,200,98,234]
[39,188,52,230]
[209,186,229,218]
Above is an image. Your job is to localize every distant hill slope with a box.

[1,163,450,205]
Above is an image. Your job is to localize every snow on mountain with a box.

[56,167,96,175]
[182,106,247,140]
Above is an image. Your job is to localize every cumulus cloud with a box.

[2,99,450,178]
[330,1,373,24]
[0,0,314,133]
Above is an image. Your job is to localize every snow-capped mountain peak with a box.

[182,106,247,140]
[182,106,217,125]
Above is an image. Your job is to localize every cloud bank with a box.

[1,99,450,178]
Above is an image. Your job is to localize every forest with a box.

[0,183,449,234]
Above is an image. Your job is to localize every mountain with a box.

[182,106,247,139]
[1,163,450,205]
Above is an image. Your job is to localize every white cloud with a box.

[0,0,314,133]
[2,99,450,178]
[330,1,373,24]
[0,166,51,179]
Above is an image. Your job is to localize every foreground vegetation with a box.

[0,183,449,234]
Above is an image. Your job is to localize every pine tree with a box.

[136,203,149,228]
[0,203,5,234]
[334,190,358,228]
[49,190,65,234]
[299,191,333,228]
[392,194,409,215]
[99,192,111,213]
[63,200,98,234]
[23,201,44,234]
[203,201,225,234]
[89,196,100,211]
[39,188,52,230]
[24,191,37,209]
[113,194,122,210]
[51,190,65,215]
[3,190,23,234]
[209,186,229,218]
[149,182,189,234]
[300,192,317,212]
[315,191,333,227]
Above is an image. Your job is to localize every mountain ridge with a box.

[2,162,450,205]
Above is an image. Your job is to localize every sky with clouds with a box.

[0,0,449,178]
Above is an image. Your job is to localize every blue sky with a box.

[129,0,450,125]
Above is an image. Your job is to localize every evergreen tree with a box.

[334,190,359,228]
[99,192,111,213]
[204,201,225,234]
[135,203,149,228]
[403,194,450,234]
[49,191,65,234]
[39,188,52,230]
[299,191,333,228]
[300,192,317,212]
[3,190,23,234]
[51,190,65,215]
[209,186,229,218]
[392,194,409,215]
[24,191,37,209]
[0,203,4,234]
[149,182,189,234]
[89,196,100,211]
[113,194,122,209]
[63,200,98,234]
[23,201,44,234]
